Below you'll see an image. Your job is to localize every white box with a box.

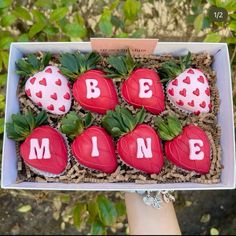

[1,41,235,191]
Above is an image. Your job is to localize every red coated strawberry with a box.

[155,115,211,174]
[6,111,68,176]
[106,52,165,115]
[158,52,211,114]
[102,106,164,174]
[60,112,117,174]
[59,52,118,114]
[16,53,72,115]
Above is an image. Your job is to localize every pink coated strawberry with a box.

[158,52,211,114]
[102,106,164,174]
[167,68,210,114]
[61,112,117,174]
[155,115,211,174]
[59,52,119,114]
[106,52,165,115]
[16,53,72,115]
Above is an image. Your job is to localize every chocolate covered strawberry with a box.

[158,52,211,115]
[16,53,72,115]
[155,115,211,174]
[59,52,118,114]
[105,52,165,115]
[60,112,117,173]
[102,106,164,174]
[6,111,68,176]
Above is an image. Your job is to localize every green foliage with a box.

[16,52,51,78]
[6,111,47,141]
[123,0,141,22]
[60,111,93,140]
[155,115,183,141]
[59,52,100,79]
[73,194,126,234]
[102,106,146,137]
[105,50,139,79]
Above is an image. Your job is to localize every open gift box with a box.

[1,40,235,190]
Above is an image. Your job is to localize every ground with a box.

[0,189,236,235]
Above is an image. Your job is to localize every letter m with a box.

[29,138,51,160]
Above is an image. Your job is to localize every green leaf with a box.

[28,54,40,70]
[131,28,146,38]
[229,21,236,32]
[35,111,48,127]
[111,127,123,136]
[110,0,120,11]
[1,14,16,27]
[87,200,99,223]
[0,73,7,86]
[43,26,59,35]
[204,32,221,42]
[28,22,46,38]
[0,0,12,8]
[135,107,146,124]
[97,195,118,226]
[50,7,68,21]
[0,118,4,134]
[99,20,113,36]
[32,9,47,23]
[115,201,126,217]
[34,0,53,8]
[0,36,14,49]
[123,0,141,22]
[0,50,9,69]
[59,53,78,73]
[17,34,29,42]
[194,14,204,32]
[223,0,236,11]
[90,221,107,235]
[42,52,51,67]
[64,23,87,38]
[84,112,93,128]
[73,203,87,229]
[13,7,32,21]
[230,14,236,20]
[18,205,32,213]
[111,15,125,30]
[225,36,236,44]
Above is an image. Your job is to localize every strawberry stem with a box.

[60,111,93,140]
[6,111,48,141]
[154,115,182,141]
[102,106,146,138]
[157,51,192,82]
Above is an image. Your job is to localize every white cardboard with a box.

[1,41,235,191]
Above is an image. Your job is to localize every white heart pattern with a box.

[25,66,72,115]
[166,68,211,114]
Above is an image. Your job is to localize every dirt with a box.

[0,189,236,235]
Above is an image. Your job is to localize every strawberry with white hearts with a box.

[158,52,211,115]
[16,53,72,115]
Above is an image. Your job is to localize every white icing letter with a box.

[136,138,153,158]
[29,138,51,160]
[86,79,101,98]
[139,79,153,98]
[189,139,204,160]
[91,136,99,157]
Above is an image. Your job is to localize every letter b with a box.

[86,79,101,99]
